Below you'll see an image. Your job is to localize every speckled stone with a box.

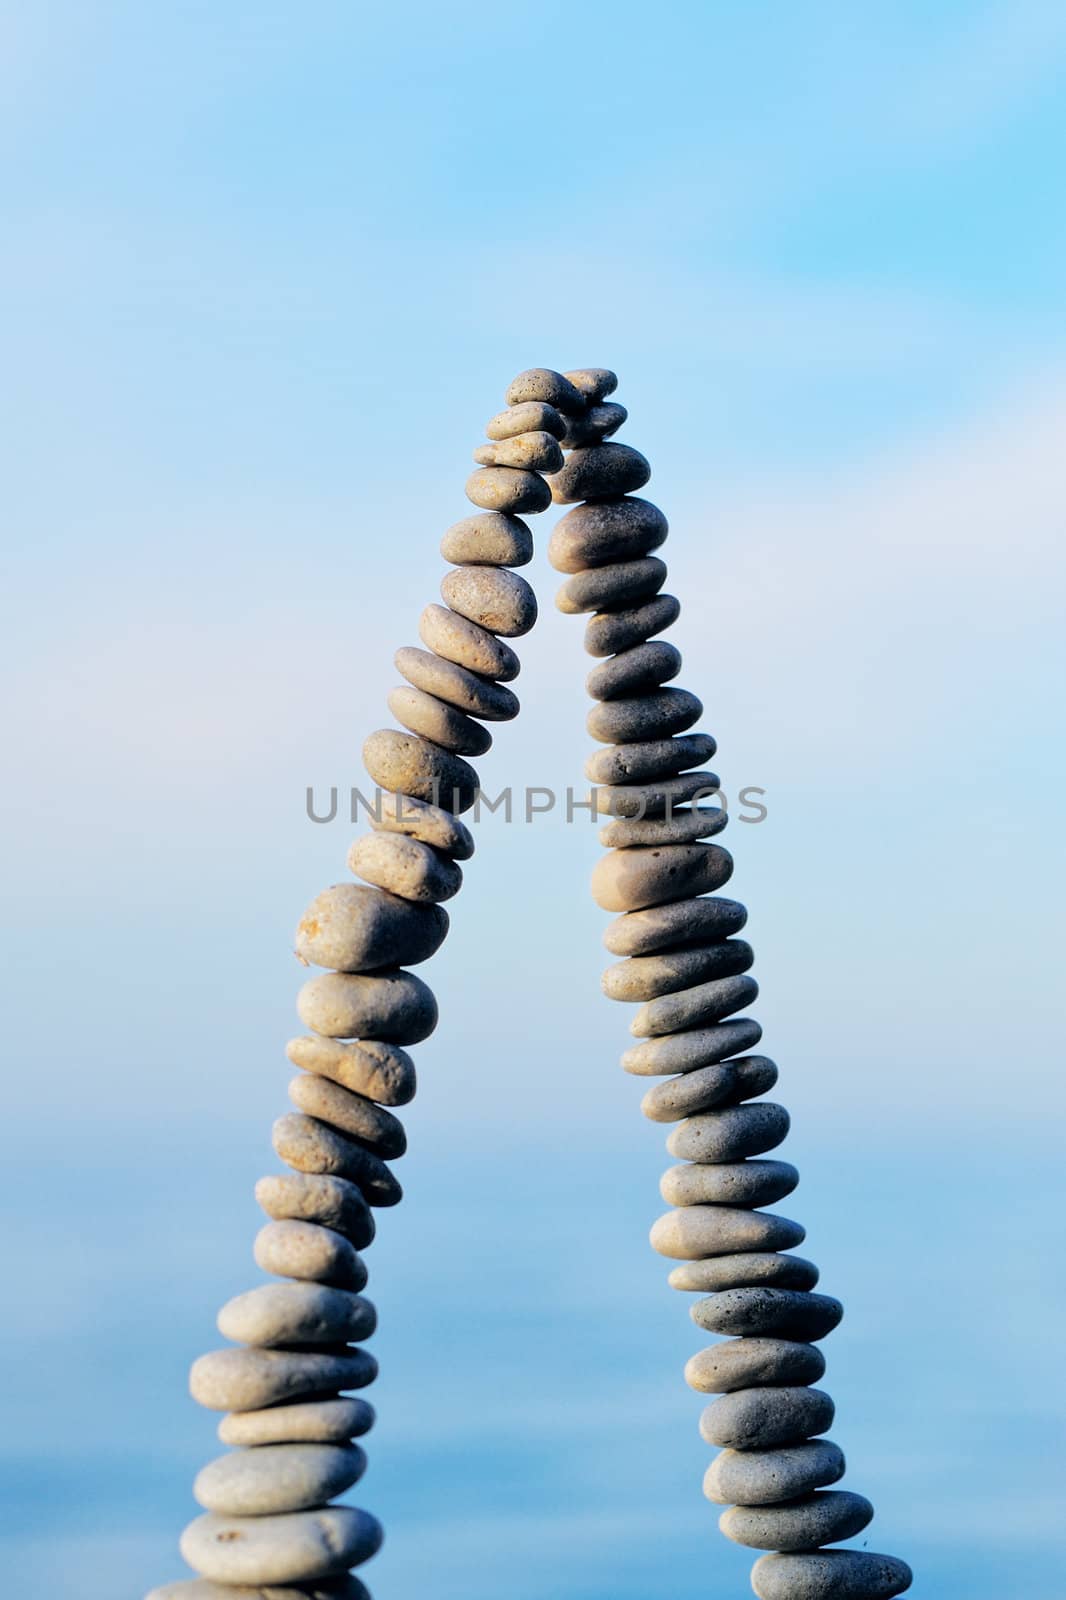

[722,1491,873,1553]
[194,1443,366,1516]
[474,431,564,473]
[603,895,747,957]
[366,788,475,860]
[670,1251,819,1295]
[603,940,754,1002]
[349,831,463,903]
[253,1220,368,1290]
[641,1054,776,1122]
[255,1173,375,1250]
[556,557,667,616]
[550,443,651,503]
[363,728,479,814]
[591,842,731,912]
[441,565,538,637]
[631,973,758,1036]
[660,1157,799,1209]
[549,496,668,573]
[585,593,680,656]
[751,1551,913,1600]
[419,603,520,681]
[272,1113,402,1208]
[190,1347,377,1412]
[692,1287,843,1341]
[598,805,728,847]
[704,1439,845,1506]
[147,1582,371,1600]
[588,687,702,744]
[650,1205,805,1260]
[288,1075,406,1159]
[667,1101,789,1161]
[440,511,534,566]
[585,733,715,786]
[593,769,721,820]
[296,968,438,1045]
[286,1035,416,1107]
[465,466,552,515]
[386,684,492,756]
[219,1396,375,1448]
[486,401,567,441]
[700,1386,835,1450]
[563,366,618,401]
[505,368,585,413]
[294,883,448,973]
[622,1017,763,1075]
[586,640,680,700]
[395,647,519,721]
[179,1506,382,1585]
[559,401,628,448]
[685,1338,826,1395]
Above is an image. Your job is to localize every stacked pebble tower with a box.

[543,370,913,1600]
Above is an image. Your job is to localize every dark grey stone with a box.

[557,556,667,616]
[631,972,759,1036]
[587,686,702,743]
[704,1439,846,1506]
[560,401,628,447]
[593,768,721,819]
[551,442,651,503]
[598,805,727,847]
[585,592,680,655]
[563,366,618,400]
[602,940,754,1001]
[586,639,681,699]
[622,1017,763,1075]
[751,1551,913,1600]
[685,1338,826,1395]
[670,1252,818,1295]
[585,732,715,786]
[700,1385,834,1449]
[603,895,748,956]
[693,1288,843,1341]
[550,496,668,573]
[721,1490,873,1552]
[642,1052,775,1121]
[667,1101,790,1161]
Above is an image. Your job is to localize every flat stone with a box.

[704,1439,846,1506]
[366,788,475,860]
[550,443,651,503]
[722,1490,873,1553]
[387,684,492,756]
[670,1252,819,1295]
[349,831,463,903]
[286,1036,416,1107]
[560,401,627,448]
[288,1075,406,1159]
[550,497,667,575]
[253,1220,368,1290]
[273,1113,402,1208]
[256,1174,375,1250]
[180,1506,382,1584]
[585,733,715,786]
[603,940,754,1001]
[395,647,519,721]
[693,1288,843,1342]
[465,465,552,515]
[599,805,728,847]
[556,557,667,615]
[593,769,721,819]
[604,895,747,957]
[631,973,758,1036]
[218,1281,376,1347]
[563,366,618,401]
[642,1054,776,1122]
[485,401,567,441]
[588,687,702,744]
[419,603,520,681]
[650,1205,805,1260]
[194,1444,365,1516]
[660,1158,798,1208]
[474,431,564,473]
[440,511,534,566]
[294,883,448,973]
[701,1386,835,1450]
[667,1101,790,1161]
[296,968,438,1045]
[505,368,585,413]
[363,727,479,814]
[686,1338,826,1394]
[219,1396,375,1447]
[585,593,680,656]
[592,842,731,912]
[441,565,538,637]
[622,1017,762,1075]
[190,1347,377,1412]
[586,640,681,700]
[751,1551,913,1600]
[147,1582,370,1600]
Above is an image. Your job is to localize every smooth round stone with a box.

[641,1054,775,1122]
[622,1017,763,1075]
[660,1157,798,1208]
[349,831,462,903]
[289,1075,406,1159]
[273,1114,402,1208]
[465,466,551,515]
[218,1281,376,1347]
[701,1386,835,1450]
[599,805,727,847]
[363,726,478,814]
[367,788,475,860]
[190,1347,377,1412]
[505,368,585,413]
[751,1551,913,1600]
[556,557,667,616]
[603,940,754,1002]
[180,1506,382,1584]
[396,647,519,721]
[294,883,447,973]
[650,1205,805,1260]
[486,401,567,441]
[551,497,667,573]
[686,1339,826,1395]
[668,1101,790,1161]
[550,443,651,503]
[387,684,491,756]
[474,430,564,473]
[722,1490,873,1553]
[256,1174,375,1250]
[631,973,758,1036]
[563,366,618,401]
[586,640,680,700]
[441,565,538,637]
[592,842,731,913]
[254,1220,367,1290]
[146,1582,370,1600]
[588,687,701,744]
[194,1444,365,1516]
[419,603,520,680]
[671,1252,819,1295]
[640,1061,734,1119]
[440,511,534,566]
[585,732,715,786]
[297,968,438,1045]
[704,1439,846,1506]
[585,592,680,656]
[604,895,747,957]
[693,1287,843,1341]
[560,401,627,448]
[220,1397,375,1447]
[593,769,720,819]
[286,1036,416,1107]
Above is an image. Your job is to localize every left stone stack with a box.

[146,369,583,1599]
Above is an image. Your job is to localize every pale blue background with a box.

[2,3,1065,1596]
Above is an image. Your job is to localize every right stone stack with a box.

[546,369,913,1600]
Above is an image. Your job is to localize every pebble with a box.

[721,1490,873,1553]
[273,1113,403,1208]
[289,1074,406,1159]
[659,1158,798,1209]
[560,401,628,448]
[700,1385,835,1450]
[367,788,475,860]
[563,366,618,400]
[556,557,667,616]
[667,1101,790,1161]
[363,727,479,814]
[604,895,747,957]
[440,511,534,566]
[750,1551,913,1600]
[465,466,552,515]
[591,842,732,912]
[641,1054,775,1122]
[670,1252,819,1295]
[692,1287,844,1341]
[593,769,721,820]
[297,968,438,1045]
[622,1017,763,1075]
[586,640,681,700]
[441,565,538,637]
[219,1396,375,1447]
[294,883,448,973]
[190,1347,377,1412]
[549,496,668,573]
[255,1174,375,1250]
[253,1220,368,1290]
[179,1506,382,1585]
[147,1583,370,1600]
[585,733,715,786]
[395,647,519,721]
[630,973,759,1036]
[387,684,492,756]
[419,603,520,680]
[286,1036,417,1107]
[349,831,463,903]
[218,1280,375,1347]
[474,431,565,473]
[587,686,702,744]
[603,940,754,1001]
[685,1338,826,1395]
[194,1444,365,1516]
[585,593,680,656]
[486,401,567,441]
[550,443,651,503]
[650,1205,805,1260]
[505,368,585,413]
[703,1439,846,1506]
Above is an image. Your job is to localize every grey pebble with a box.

[650,1205,805,1260]
[603,940,754,1001]
[721,1490,873,1552]
[395,646,519,721]
[660,1157,798,1209]
[419,603,520,681]
[603,895,747,957]
[255,1173,375,1251]
[194,1443,365,1516]
[179,1506,382,1585]
[253,1220,368,1290]
[363,727,479,814]
[474,430,564,473]
[294,882,447,973]
[670,1251,819,1295]
[147,1581,370,1600]
[440,511,534,566]
[289,1074,406,1159]
[273,1113,402,1208]
[641,1053,775,1122]
[219,1396,375,1448]
[692,1287,843,1341]
[667,1101,790,1161]
[505,368,585,413]
[349,831,463,903]
[485,401,567,441]
[591,842,731,912]
[585,733,715,786]
[563,366,618,401]
[593,770,721,820]
[551,496,668,573]
[367,787,475,860]
[286,1035,417,1107]
[586,640,681,700]
[441,565,538,637]
[701,1386,835,1450]
[598,805,728,847]
[465,466,552,515]
[685,1338,826,1395]
[296,968,438,1045]
[631,973,759,1036]
[387,683,492,757]
[622,1017,763,1075]
[585,592,681,656]
[550,443,651,504]
[560,401,628,448]
[556,557,667,616]
[190,1346,377,1413]
[751,1551,913,1600]
[704,1439,846,1506]
[588,687,702,744]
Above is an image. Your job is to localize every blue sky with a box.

[2,3,1065,1596]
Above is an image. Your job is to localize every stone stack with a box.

[546,373,913,1600]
